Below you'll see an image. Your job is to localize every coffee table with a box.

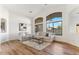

[31,36,44,44]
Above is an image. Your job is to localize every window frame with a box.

[46,17,62,36]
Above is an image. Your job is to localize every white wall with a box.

[0,5,32,42]
[68,15,79,47]
[0,5,9,42]
[67,5,79,47]
[9,12,32,40]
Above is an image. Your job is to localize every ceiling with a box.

[3,4,65,18]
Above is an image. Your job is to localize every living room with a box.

[0,4,79,55]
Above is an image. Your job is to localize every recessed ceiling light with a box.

[44,4,48,6]
[29,11,32,13]
[76,12,79,14]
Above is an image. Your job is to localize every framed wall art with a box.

[0,18,6,33]
[76,24,79,33]
[19,23,27,31]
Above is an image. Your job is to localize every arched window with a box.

[46,12,62,36]
[35,17,43,34]
[35,17,43,24]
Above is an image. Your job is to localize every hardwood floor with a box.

[0,40,48,55]
[0,40,79,55]
[43,41,79,55]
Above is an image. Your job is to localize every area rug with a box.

[23,40,51,50]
